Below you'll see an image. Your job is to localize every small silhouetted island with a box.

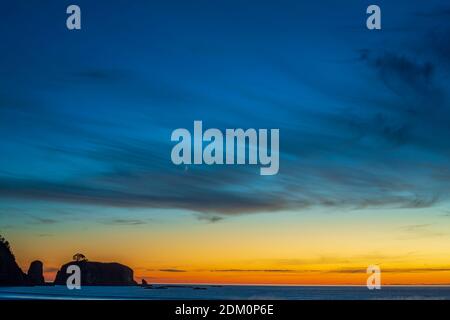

[54,258,137,286]
[0,235,137,286]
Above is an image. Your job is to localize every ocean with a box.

[0,285,450,300]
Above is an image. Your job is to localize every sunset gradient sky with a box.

[1,0,450,285]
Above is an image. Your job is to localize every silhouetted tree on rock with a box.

[73,253,88,262]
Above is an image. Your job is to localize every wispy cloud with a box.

[211,269,300,273]
[398,224,447,239]
[159,269,187,273]
[29,215,58,225]
[100,219,148,226]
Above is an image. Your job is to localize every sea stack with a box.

[27,260,45,285]
[54,261,137,286]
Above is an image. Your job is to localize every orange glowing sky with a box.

[5,207,450,285]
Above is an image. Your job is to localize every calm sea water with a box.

[1,285,450,300]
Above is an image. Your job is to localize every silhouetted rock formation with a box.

[141,279,148,286]
[27,260,45,285]
[0,235,27,286]
[1,236,137,287]
[54,261,137,286]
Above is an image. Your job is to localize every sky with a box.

[1,0,450,285]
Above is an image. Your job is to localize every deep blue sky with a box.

[1,0,450,225]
